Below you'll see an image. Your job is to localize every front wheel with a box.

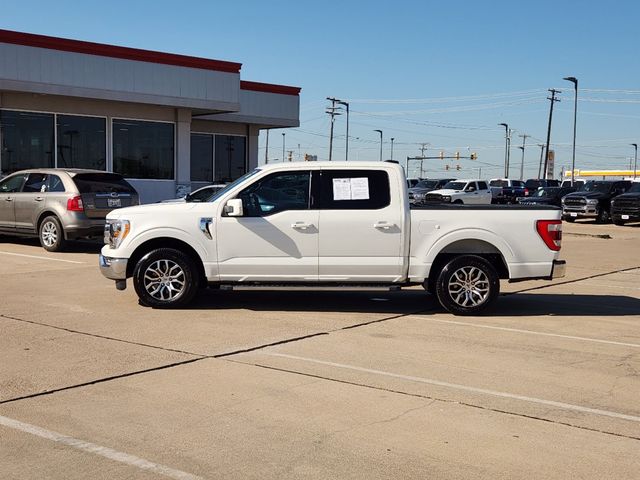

[133,248,199,308]
[435,255,500,316]
[596,207,610,224]
[39,216,67,252]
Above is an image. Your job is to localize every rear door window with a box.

[478,181,488,190]
[47,175,66,192]
[317,170,390,210]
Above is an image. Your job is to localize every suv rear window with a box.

[72,173,136,193]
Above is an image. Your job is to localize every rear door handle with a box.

[291,222,312,230]
[374,222,393,230]
[35,197,44,202]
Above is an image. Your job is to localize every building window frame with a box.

[0,108,108,176]
[190,131,247,184]
[111,117,176,181]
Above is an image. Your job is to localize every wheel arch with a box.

[126,237,207,286]
[426,236,511,280]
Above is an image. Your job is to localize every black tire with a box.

[563,216,576,223]
[596,207,610,224]
[612,216,626,226]
[39,216,67,252]
[453,199,464,205]
[435,255,500,316]
[133,248,199,308]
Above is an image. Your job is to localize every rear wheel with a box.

[133,248,199,308]
[39,216,67,252]
[435,255,499,316]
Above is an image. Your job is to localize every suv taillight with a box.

[67,195,84,212]
[536,220,562,251]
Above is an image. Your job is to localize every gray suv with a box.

[0,169,139,251]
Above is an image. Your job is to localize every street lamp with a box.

[337,100,350,161]
[498,123,510,178]
[374,129,383,161]
[563,76,578,185]
[632,143,638,179]
[390,138,395,161]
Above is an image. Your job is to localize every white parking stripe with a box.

[263,352,640,423]
[415,317,640,348]
[0,415,203,480]
[0,251,84,264]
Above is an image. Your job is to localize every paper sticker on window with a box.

[332,177,370,200]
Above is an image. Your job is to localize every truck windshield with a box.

[534,187,559,197]
[489,180,508,187]
[415,180,439,189]
[207,169,261,202]
[581,182,614,193]
[628,183,640,193]
[443,181,467,190]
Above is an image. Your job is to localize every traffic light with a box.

[445,164,450,170]
[470,152,477,160]
[456,165,461,171]
[439,151,444,160]
[455,151,460,160]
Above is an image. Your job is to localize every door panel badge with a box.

[199,217,214,239]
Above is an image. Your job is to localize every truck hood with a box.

[428,189,460,195]
[564,191,609,200]
[614,192,640,200]
[106,201,199,220]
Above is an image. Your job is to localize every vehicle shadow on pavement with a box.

[190,289,437,314]
[0,237,102,253]
[493,293,640,316]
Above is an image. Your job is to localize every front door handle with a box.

[374,222,393,230]
[35,197,44,202]
[291,222,312,230]
[4,197,13,202]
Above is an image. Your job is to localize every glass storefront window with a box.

[57,115,106,170]
[113,119,174,179]
[191,133,213,182]
[0,110,54,174]
[214,135,246,183]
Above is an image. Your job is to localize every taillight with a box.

[524,188,530,196]
[67,195,84,212]
[536,220,562,251]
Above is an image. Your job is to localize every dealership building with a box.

[0,29,300,202]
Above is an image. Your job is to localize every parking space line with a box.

[412,317,640,348]
[263,352,640,423]
[0,415,203,480]
[0,251,85,264]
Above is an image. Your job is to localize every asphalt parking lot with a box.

[1,221,639,479]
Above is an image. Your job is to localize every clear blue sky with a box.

[3,1,640,179]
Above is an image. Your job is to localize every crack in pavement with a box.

[234,360,640,442]
[504,265,640,295]
[0,307,433,404]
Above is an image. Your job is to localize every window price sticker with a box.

[332,177,370,200]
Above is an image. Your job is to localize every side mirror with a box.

[224,198,243,217]
[467,186,476,192]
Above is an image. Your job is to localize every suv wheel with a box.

[435,255,499,315]
[133,248,199,308]
[39,216,67,252]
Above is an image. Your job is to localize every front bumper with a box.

[551,259,566,279]
[99,254,128,280]
[562,206,597,218]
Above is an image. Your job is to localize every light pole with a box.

[632,143,638,179]
[390,138,395,161]
[374,129,383,161]
[537,144,545,179]
[282,132,285,163]
[264,130,269,164]
[518,134,529,181]
[337,100,350,160]
[563,77,578,185]
[498,123,509,178]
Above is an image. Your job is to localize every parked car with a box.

[0,169,139,251]
[525,178,561,191]
[489,178,526,204]
[408,178,456,205]
[561,180,632,223]
[406,178,422,189]
[161,184,228,203]
[516,186,577,207]
[100,161,565,315]
[422,179,492,205]
[561,179,585,189]
[611,182,640,225]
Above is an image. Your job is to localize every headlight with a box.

[441,196,451,202]
[586,199,598,205]
[105,219,130,248]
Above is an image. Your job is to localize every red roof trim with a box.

[0,29,242,74]
[241,80,301,96]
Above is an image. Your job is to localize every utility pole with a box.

[537,144,545,179]
[326,97,342,161]
[543,88,561,179]
[518,134,529,180]
[337,100,349,160]
[418,143,429,176]
[264,130,269,164]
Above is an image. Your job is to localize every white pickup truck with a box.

[99,162,565,315]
